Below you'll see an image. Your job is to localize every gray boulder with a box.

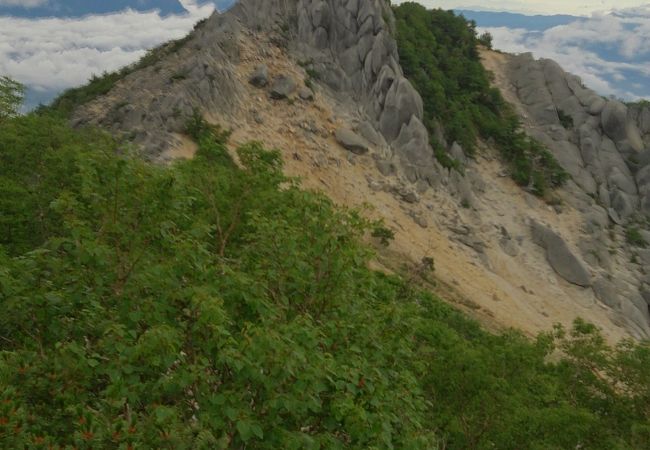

[601,101,630,142]
[298,87,314,101]
[531,221,592,287]
[335,128,370,155]
[269,75,296,99]
[587,96,606,115]
[249,65,269,88]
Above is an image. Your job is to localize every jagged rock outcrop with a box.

[73,0,439,184]
[293,0,437,182]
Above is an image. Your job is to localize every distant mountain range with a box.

[457,10,579,31]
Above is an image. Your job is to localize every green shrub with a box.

[170,71,188,82]
[478,31,493,49]
[0,109,648,449]
[371,224,395,246]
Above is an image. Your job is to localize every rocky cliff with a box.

[484,50,650,337]
[71,0,650,340]
[505,54,649,221]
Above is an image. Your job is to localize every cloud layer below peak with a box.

[0,0,218,108]
[473,5,650,101]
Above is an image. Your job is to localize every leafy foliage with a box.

[0,113,649,448]
[0,76,25,121]
[393,3,568,195]
[478,31,493,49]
[0,114,114,255]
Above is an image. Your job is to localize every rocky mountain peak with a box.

[69,2,650,340]
[74,0,434,184]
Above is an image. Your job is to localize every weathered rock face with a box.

[508,53,648,222]
[294,0,437,182]
[499,52,650,337]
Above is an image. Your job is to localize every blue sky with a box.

[0,0,188,17]
[0,0,648,109]
[0,0,236,17]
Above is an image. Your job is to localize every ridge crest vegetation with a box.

[394,2,568,195]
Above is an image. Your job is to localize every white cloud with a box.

[0,0,215,94]
[479,5,650,100]
[0,0,47,7]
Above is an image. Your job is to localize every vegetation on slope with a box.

[393,2,568,195]
[0,102,649,448]
[0,76,25,121]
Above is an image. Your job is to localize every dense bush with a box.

[0,112,649,448]
[393,2,568,195]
